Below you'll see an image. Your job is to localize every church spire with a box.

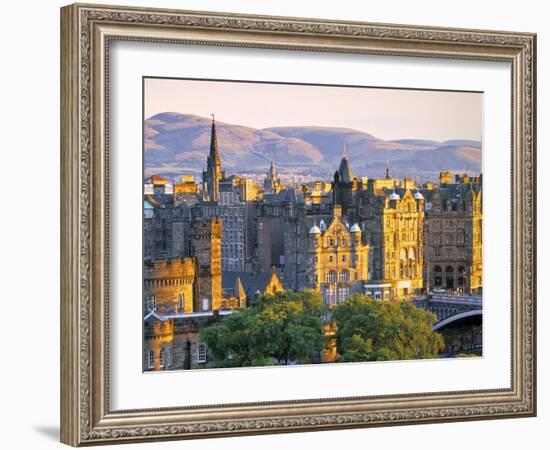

[385,160,391,179]
[209,113,220,165]
[202,113,223,202]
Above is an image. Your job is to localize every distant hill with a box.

[144,113,482,181]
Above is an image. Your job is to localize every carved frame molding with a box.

[60,3,536,446]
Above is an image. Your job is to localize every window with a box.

[329,238,334,247]
[339,270,350,282]
[326,271,337,283]
[148,350,154,368]
[178,294,184,311]
[166,348,171,367]
[147,295,156,311]
[337,287,350,303]
[342,254,346,262]
[323,286,336,305]
[198,344,207,363]
[159,348,165,368]
[329,255,333,263]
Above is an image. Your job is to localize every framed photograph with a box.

[60,3,536,446]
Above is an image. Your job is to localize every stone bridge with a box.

[413,293,482,323]
[414,293,483,356]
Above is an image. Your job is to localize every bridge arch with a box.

[433,309,482,331]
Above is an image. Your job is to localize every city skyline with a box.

[143,80,483,372]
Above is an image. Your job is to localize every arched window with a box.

[326,270,337,284]
[408,248,416,259]
[446,265,454,273]
[434,265,442,273]
[458,266,465,273]
[339,270,350,282]
[148,350,155,369]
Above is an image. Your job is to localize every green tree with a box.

[200,290,326,367]
[333,294,444,362]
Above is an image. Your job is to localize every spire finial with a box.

[343,143,348,159]
[211,113,215,123]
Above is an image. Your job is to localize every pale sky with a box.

[144,77,482,142]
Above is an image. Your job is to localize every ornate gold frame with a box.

[60,3,536,446]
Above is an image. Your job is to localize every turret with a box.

[350,223,361,245]
[389,191,400,208]
[414,191,425,212]
[309,222,321,248]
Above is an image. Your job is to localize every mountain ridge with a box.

[144,113,482,181]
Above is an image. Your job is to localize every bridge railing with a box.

[428,294,482,307]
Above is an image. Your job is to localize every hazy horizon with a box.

[144,77,482,142]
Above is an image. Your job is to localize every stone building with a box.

[218,178,247,272]
[253,195,298,274]
[306,205,369,307]
[144,258,196,314]
[306,204,370,306]
[190,217,223,311]
[359,186,425,300]
[282,201,334,292]
[423,173,483,293]
[143,311,235,371]
[143,193,185,260]
[330,155,425,300]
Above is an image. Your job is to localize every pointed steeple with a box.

[264,160,281,194]
[338,155,354,183]
[385,160,391,179]
[235,275,247,302]
[202,114,223,202]
[209,114,220,165]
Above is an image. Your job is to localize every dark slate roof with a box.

[420,182,481,203]
[222,271,278,298]
[265,188,305,203]
[338,157,354,183]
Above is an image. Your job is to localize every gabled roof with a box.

[222,271,282,299]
